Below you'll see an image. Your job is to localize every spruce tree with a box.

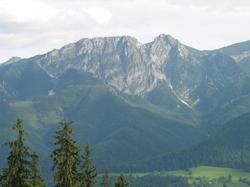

[52,120,81,187]
[30,152,45,187]
[101,169,109,187]
[80,144,97,187]
[0,118,31,187]
[114,174,129,187]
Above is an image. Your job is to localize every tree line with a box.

[0,119,129,187]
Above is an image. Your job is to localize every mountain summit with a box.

[1,34,249,109]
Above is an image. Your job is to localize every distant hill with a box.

[129,113,250,172]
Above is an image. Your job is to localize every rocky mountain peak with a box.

[1,35,247,111]
[154,34,178,46]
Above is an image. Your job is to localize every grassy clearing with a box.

[167,166,250,181]
[166,166,250,186]
[124,166,250,187]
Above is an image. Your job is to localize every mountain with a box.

[1,34,250,173]
[3,56,22,64]
[214,40,250,58]
[213,40,250,73]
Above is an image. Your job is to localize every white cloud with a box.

[83,7,112,25]
[0,0,250,62]
[0,0,56,23]
[165,0,250,10]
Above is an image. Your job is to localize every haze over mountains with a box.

[1,34,250,172]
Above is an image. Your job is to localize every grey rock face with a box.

[0,34,248,111]
[35,34,206,100]
[37,36,152,95]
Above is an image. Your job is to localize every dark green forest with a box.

[115,113,250,173]
[0,119,190,187]
[2,117,250,187]
[0,119,130,187]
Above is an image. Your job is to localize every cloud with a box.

[165,0,250,11]
[0,0,250,62]
[83,7,112,25]
[0,0,56,23]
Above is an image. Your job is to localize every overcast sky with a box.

[0,0,250,62]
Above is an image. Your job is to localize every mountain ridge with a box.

[1,34,250,118]
[0,34,238,103]
[5,34,250,65]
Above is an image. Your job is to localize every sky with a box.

[0,0,250,63]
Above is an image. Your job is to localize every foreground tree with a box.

[52,120,81,187]
[101,169,110,187]
[0,119,31,187]
[80,144,98,187]
[30,152,45,187]
[115,174,129,187]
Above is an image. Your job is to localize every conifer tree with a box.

[52,120,81,187]
[114,174,129,187]
[0,118,31,187]
[101,169,109,187]
[30,152,45,187]
[80,144,97,187]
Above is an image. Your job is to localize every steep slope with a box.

[1,35,245,115]
[0,61,54,99]
[0,80,205,170]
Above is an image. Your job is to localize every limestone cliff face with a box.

[0,34,246,110]
[34,34,204,99]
